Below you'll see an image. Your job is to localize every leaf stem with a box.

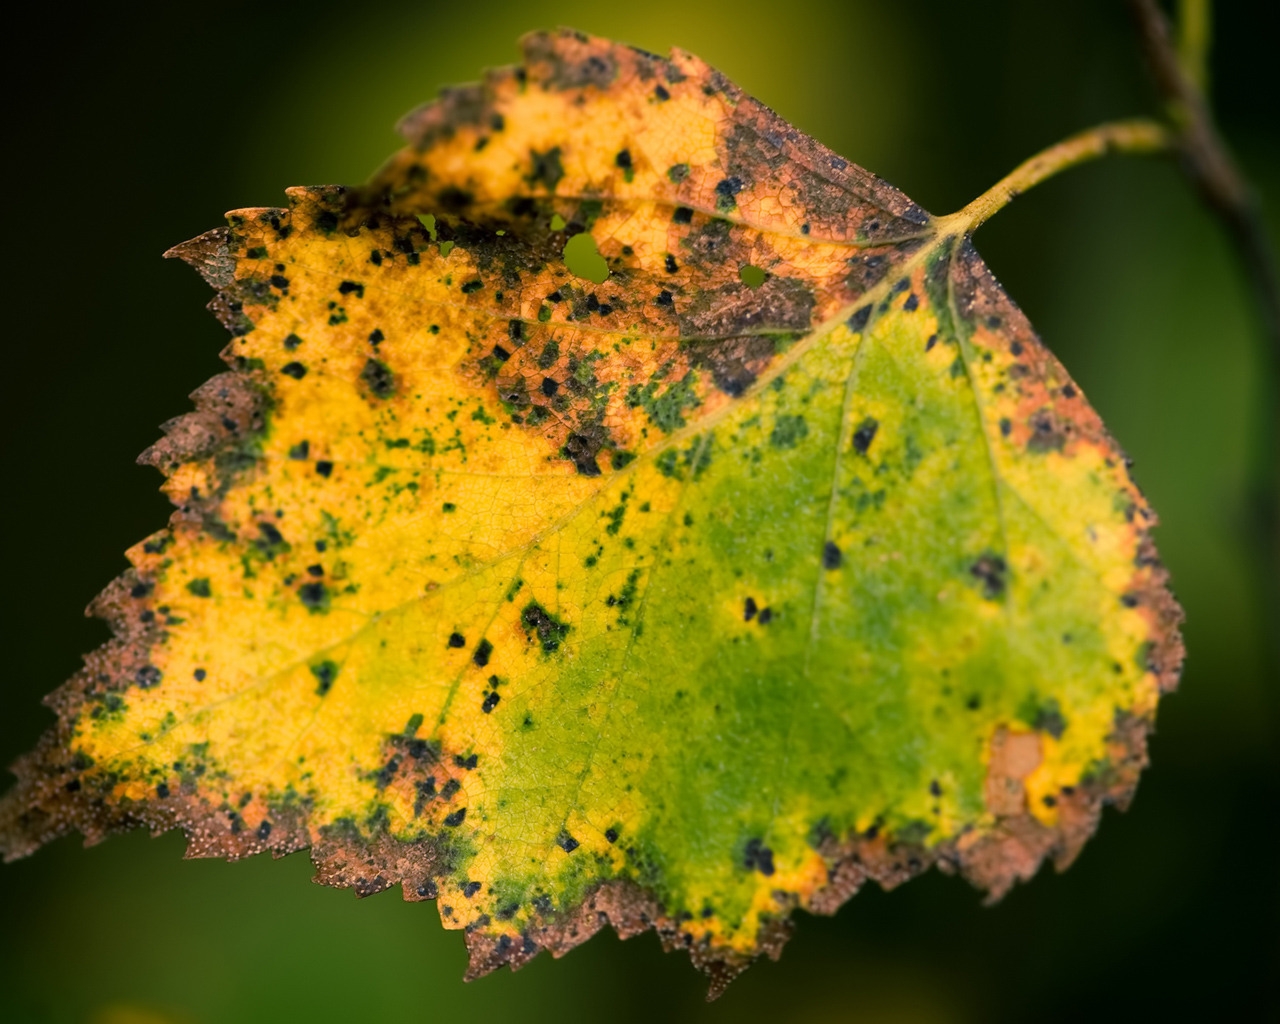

[942,119,1172,234]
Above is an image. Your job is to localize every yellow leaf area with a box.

[1,29,1182,992]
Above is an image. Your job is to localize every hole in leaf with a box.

[416,213,437,240]
[564,233,609,284]
[738,264,766,288]
[550,213,567,231]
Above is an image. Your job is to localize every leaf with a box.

[0,29,1183,995]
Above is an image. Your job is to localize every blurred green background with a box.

[2,1,1276,1021]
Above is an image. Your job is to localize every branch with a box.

[1128,0,1280,370]
[1176,0,1211,95]
[1128,0,1280,653]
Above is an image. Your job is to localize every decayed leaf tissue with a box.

[0,29,1183,995]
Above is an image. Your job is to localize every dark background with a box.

[2,2,1276,1021]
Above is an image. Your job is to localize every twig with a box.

[1176,0,1211,94]
[1128,0,1280,349]
[1128,0,1280,648]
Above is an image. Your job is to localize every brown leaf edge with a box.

[0,65,1184,1006]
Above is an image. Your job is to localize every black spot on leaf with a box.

[714,176,745,212]
[852,417,879,454]
[361,359,395,398]
[522,603,569,653]
[1035,699,1067,739]
[563,433,602,476]
[311,660,339,695]
[299,582,330,613]
[970,555,1007,599]
[527,147,564,190]
[847,305,871,333]
[743,838,775,876]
